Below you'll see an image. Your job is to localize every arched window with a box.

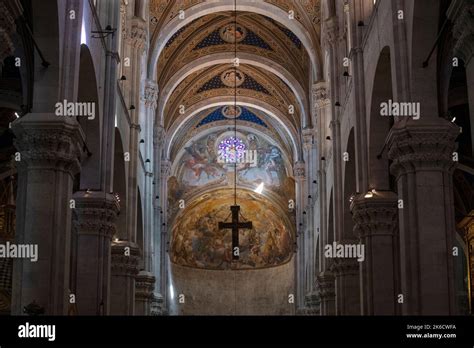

[218,136,246,163]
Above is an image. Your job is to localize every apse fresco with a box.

[174,131,288,192]
[170,193,293,270]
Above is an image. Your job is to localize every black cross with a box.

[218,205,253,260]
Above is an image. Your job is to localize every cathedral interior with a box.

[0,0,473,318]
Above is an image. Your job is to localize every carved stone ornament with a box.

[111,241,140,276]
[350,191,398,239]
[387,120,459,178]
[315,271,335,300]
[143,80,159,109]
[293,161,306,179]
[72,192,120,240]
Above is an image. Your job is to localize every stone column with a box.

[351,191,399,315]
[125,16,147,242]
[159,159,171,311]
[110,240,140,315]
[312,82,336,315]
[387,118,459,314]
[316,271,335,315]
[151,292,165,315]
[324,17,345,263]
[325,91,356,316]
[302,128,319,313]
[11,114,83,315]
[293,161,306,312]
[331,254,360,315]
[137,79,159,314]
[143,80,159,271]
[150,124,167,315]
[135,271,155,315]
[314,175,336,315]
[331,122,360,315]
[73,191,119,315]
[98,0,120,193]
[126,122,141,241]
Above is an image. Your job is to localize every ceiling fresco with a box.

[156,12,308,86]
[196,106,268,128]
[168,129,294,201]
[163,63,301,131]
[170,189,295,270]
[168,105,295,164]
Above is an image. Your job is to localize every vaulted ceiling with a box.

[149,0,322,163]
[149,1,322,271]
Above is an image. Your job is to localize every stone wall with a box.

[169,258,295,315]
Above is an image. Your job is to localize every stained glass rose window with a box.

[218,137,246,163]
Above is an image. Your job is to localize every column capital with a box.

[153,125,165,147]
[312,81,330,110]
[315,271,336,300]
[330,256,360,276]
[302,127,316,150]
[12,113,84,175]
[129,17,147,53]
[350,191,398,238]
[293,161,305,180]
[135,271,156,301]
[323,16,339,46]
[111,241,140,276]
[143,79,159,109]
[329,241,361,276]
[387,119,459,178]
[120,0,129,39]
[161,160,172,178]
[303,292,320,315]
[72,191,120,239]
[151,293,166,315]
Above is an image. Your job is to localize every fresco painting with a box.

[170,193,293,270]
[176,131,286,190]
[169,131,294,270]
[181,139,226,187]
